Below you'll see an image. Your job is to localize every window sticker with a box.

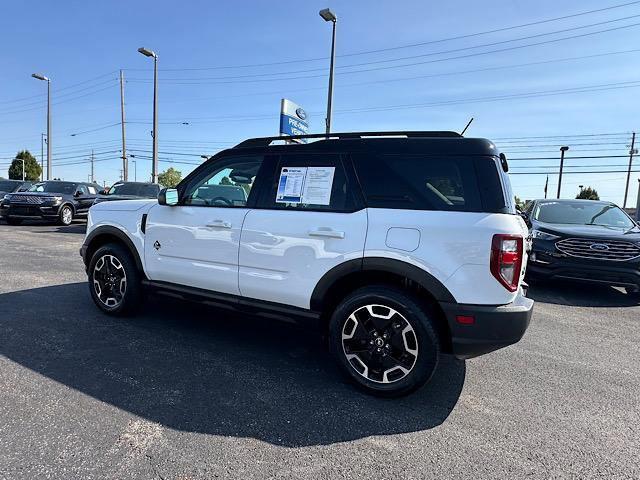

[276,167,307,204]
[301,166,335,206]
[275,166,336,206]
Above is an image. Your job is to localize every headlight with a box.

[3,195,9,201]
[531,229,560,241]
[51,196,63,204]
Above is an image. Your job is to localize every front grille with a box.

[10,195,44,205]
[556,238,640,262]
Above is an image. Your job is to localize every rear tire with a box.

[88,243,142,316]
[329,286,440,397]
[58,205,73,226]
[5,217,23,226]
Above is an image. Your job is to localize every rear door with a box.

[239,153,367,309]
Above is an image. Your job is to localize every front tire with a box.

[88,243,142,315]
[58,205,73,226]
[329,286,440,397]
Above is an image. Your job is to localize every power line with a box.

[125,0,640,72]
[127,20,640,84]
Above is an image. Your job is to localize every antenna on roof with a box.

[460,117,474,136]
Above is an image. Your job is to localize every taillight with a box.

[491,234,523,292]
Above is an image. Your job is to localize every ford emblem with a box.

[295,107,307,120]
[589,243,609,251]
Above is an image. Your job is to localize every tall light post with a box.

[32,74,51,180]
[557,146,569,199]
[40,133,46,181]
[138,47,158,183]
[319,8,337,135]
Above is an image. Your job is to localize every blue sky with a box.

[1,0,639,206]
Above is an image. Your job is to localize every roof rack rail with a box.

[234,131,462,149]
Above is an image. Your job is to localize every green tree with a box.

[576,186,599,200]
[157,167,182,188]
[514,195,526,211]
[8,150,41,181]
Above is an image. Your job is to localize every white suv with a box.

[81,131,533,397]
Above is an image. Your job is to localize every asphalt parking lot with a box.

[1,221,639,480]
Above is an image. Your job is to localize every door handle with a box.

[205,220,232,229]
[308,228,345,239]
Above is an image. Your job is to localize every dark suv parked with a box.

[0,180,101,226]
[523,199,640,299]
[93,181,160,205]
[0,179,32,198]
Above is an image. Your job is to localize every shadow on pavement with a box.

[527,279,638,307]
[0,282,465,447]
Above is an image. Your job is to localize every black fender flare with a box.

[310,257,456,311]
[82,225,144,273]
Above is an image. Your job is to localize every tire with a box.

[329,286,440,397]
[5,217,23,226]
[88,242,142,316]
[58,205,73,226]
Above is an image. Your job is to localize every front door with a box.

[144,154,264,295]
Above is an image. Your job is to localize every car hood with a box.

[7,192,63,197]
[535,222,640,239]
[96,194,156,202]
[90,198,156,212]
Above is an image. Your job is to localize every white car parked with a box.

[81,131,533,396]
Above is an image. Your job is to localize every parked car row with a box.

[0,180,160,225]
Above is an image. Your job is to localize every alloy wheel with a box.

[93,254,127,308]
[61,207,72,225]
[341,304,419,384]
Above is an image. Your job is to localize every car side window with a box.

[182,156,263,207]
[78,185,89,195]
[260,154,353,212]
[87,185,97,195]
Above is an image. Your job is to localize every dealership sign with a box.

[280,98,309,142]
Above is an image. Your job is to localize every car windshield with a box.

[534,201,636,228]
[28,182,77,194]
[0,180,18,191]
[107,183,159,197]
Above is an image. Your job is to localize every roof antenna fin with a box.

[461,117,474,136]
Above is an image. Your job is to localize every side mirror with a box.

[74,190,82,197]
[158,188,179,206]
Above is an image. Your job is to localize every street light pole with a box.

[138,47,158,183]
[120,69,128,181]
[32,73,51,180]
[40,133,46,181]
[319,8,337,135]
[557,146,569,199]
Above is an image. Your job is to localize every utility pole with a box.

[557,146,569,199]
[623,132,636,208]
[119,69,128,181]
[90,149,94,183]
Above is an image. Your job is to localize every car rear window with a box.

[351,154,506,213]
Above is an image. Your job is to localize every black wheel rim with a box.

[92,254,127,308]
[341,304,419,384]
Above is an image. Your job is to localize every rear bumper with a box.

[440,291,533,359]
